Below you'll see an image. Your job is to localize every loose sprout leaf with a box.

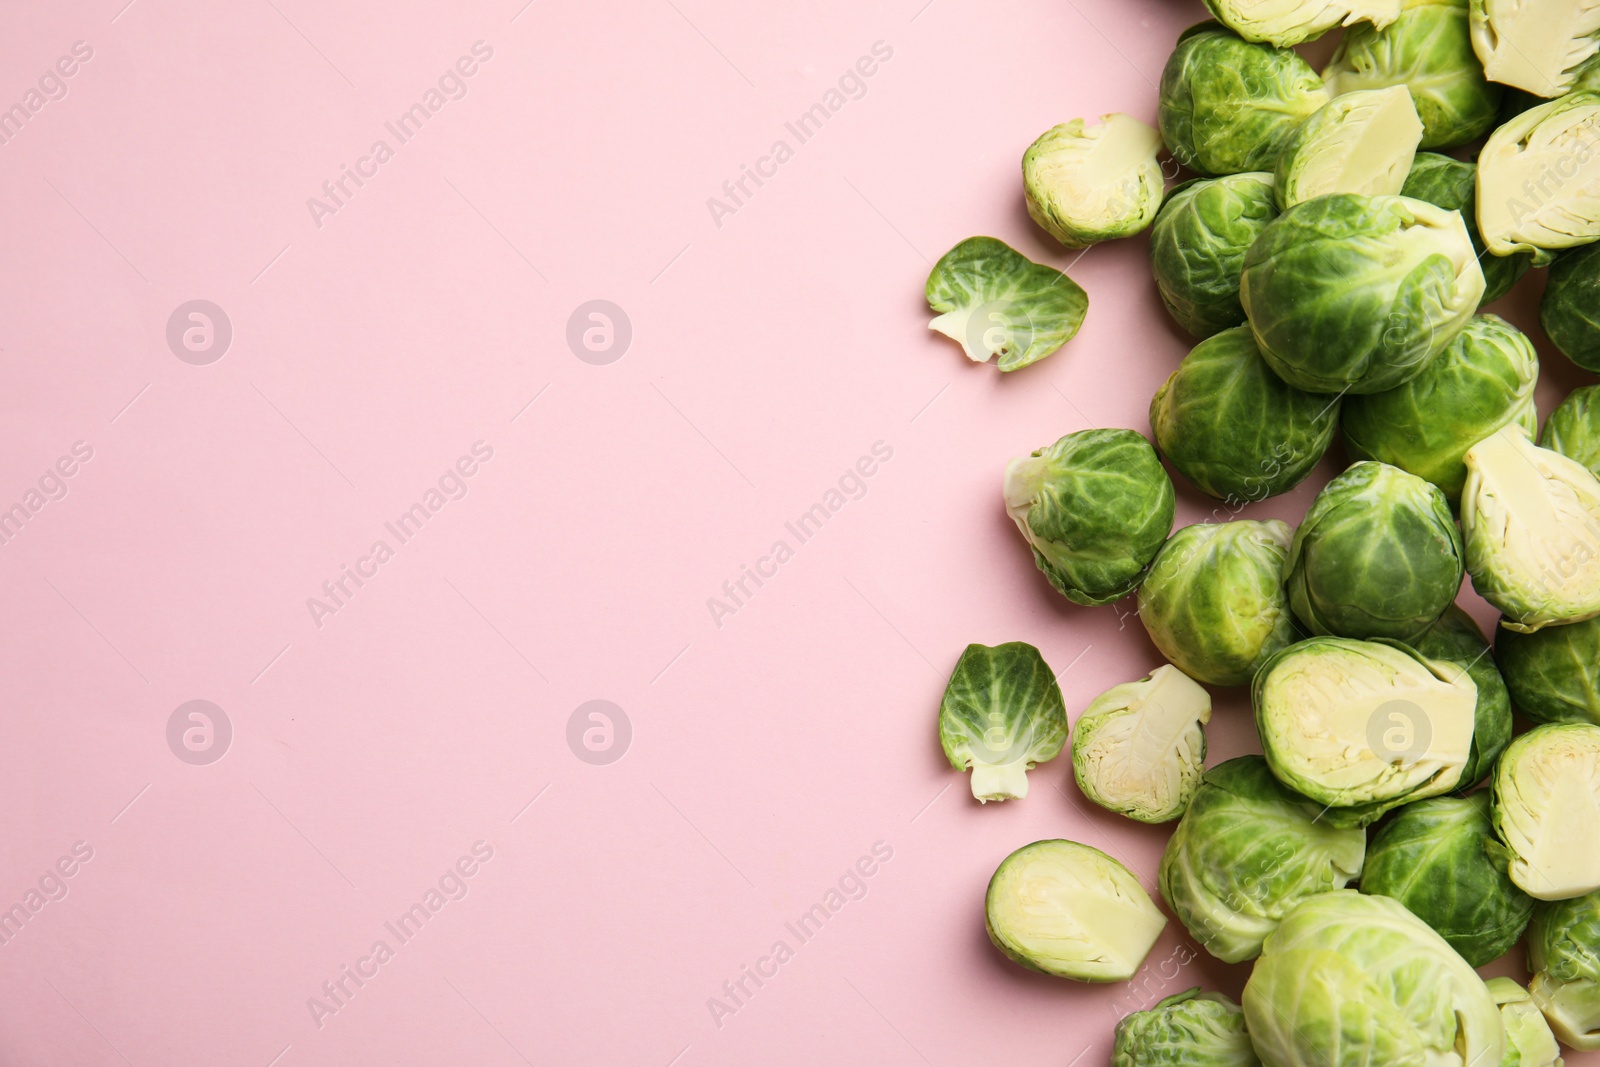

[1470,0,1600,97]
[1275,86,1424,209]
[924,237,1087,372]
[1478,92,1600,256]
[1071,665,1212,823]
[1022,114,1164,249]
[937,641,1068,802]
[1203,0,1401,47]
[1493,723,1600,901]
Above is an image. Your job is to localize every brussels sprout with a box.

[1485,978,1566,1067]
[1003,430,1176,606]
[1528,890,1600,1050]
[938,642,1068,802]
[1138,520,1297,687]
[1285,462,1464,640]
[1478,92,1600,257]
[1242,891,1505,1067]
[1253,637,1478,827]
[1340,314,1539,502]
[924,238,1088,372]
[1158,24,1330,177]
[1401,152,1533,304]
[1149,327,1340,502]
[1148,173,1280,338]
[1546,386,1600,479]
[1493,723,1600,901]
[1461,425,1600,633]
[1202,0,1400,47]
[1359,792,1533,966]
[1158,756,1366,963]
[1409,605,1512,786]
[1240,194,1485,394]
[1542,245,1600,373]
[1113,989,1260,1067]
[1022,115,1164,248]
[1072,665,1211,823]
[985,839,1167,981]
[1469,0,1600,97]
[1497,615,1600,726]
[1274,87,1423,209]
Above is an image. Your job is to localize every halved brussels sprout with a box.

[1528,890,1600,1050]
[1158,23,1330,177]
[1274,87,1423,209]
[1149,173,1280,338]
[1486,978,1566,1067]
[1478,92,1600,256]
[1159,756,1366,963]
[1469,0,1600,97]
[924,237,1087,372]
[1072,665,1211,823]
[1497,615,1600,726]
[1023,115,1164,248]
[1253,637,1478,827]
[1242,891,1505,1067]
[1003,430,1176,606]
[1138,520,1297,687]
[1113,989,1260,1067]
[1323,0,1503,149]
[1286,462,1464,641]
[1340,314,1539,502]
[1545,386,1600,478]
[1401,152,1532,304]
[1202,0,1400,47]
[1461,425,1600,633]
[1493,723,1600,901]
[938,642,1068,802]
[985,839,1167,981]
[1542,245,1600,373]
[1408,605,1512,786]
[1240,194,1484,394]
[1359,792,1533,966]
[1149,327,1339,502]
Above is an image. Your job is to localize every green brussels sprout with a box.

[1137,520,1297,687]
[1401,152,1533,304]
[1469,0,1600,97]
[1072,665,1211,823]
[1242,891,1506,1067]
[1202,0,1401,47]
[938,642,1068,802]
[1340,314,1539,502]
[1158,756,1366,963]
[924,237,1088,372]
[1408,605,1512,786]
[985,839,1167,981]
[1485,978,1566,1067]
[1286,462,1464,641]
[1253,637,1478,827]
[1022,115,1165,248]
[1544,387,1600,478]
[1274,86,1423,209]
[1497,614,1600,726]
[1113,989,1260,1067]
[1148,173,1280,338]
[1528,890,1600,1050]
[1461,425,1600,633]
[1003,429,1176,606]
[1478,92,1600,256]
[1324,0,1503,149]
[1158,24,1330,177]
[1149,327,1340,502]
[1541,244,1600,373]
[1359,792,1533,966]
[1240,194,1485,394]
[1493,723,1600,901]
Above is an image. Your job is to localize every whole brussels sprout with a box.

[1286,462,1464,640]
[1202,0,1400,47]
[1401,152,1533,304]
[1528,890,1600,1050]
[1242,891,1505,1067]
[1072,665,1211,823]
[1408,605,1512,786]
[1340,314,1539,502]
[1148,173,1280,338]
[1149,327,1340,502]
[1254,637,1478,827]
[1461,425,1600,632]
[985,839,1166,981]
[1158,24,1330,177]
[1486,977,1566,1067]
[1158,756,1366,963]
[1113,989,1260,1067]
[1493,723,1600,901]
[1497,614,1600,726]
[1003,429,1175,606]
[1544,385,1600,477]
[1240,194,1485,394]
[1478,92,1600,256]
[1542,244,1600,373]
[1138,520,1297,687]
[938,642,1068,802]
[1274,86,1423,209]
[924,237,1088,371]
[1324,0,1503,149]
[1469,0,1600,97]
[1022,114,1165,248]
[1359,792,1533,966]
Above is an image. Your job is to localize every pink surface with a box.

[1,0,1595,1064]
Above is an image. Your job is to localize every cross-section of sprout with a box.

[1408,605,1512,786]
[1478,92,1600,257]
[1528,890,1600,1050]
[1149,173,1280,338]
[1542,244,1600,373]
[1493,723,1600,901]
[1072,665,1211,824]
[1469,0,1600,97]
[1274,86,1423,209]
[1486,978,1566,1067]
[1022,115,1164,249]
[938,641,1068,803]
[984,839,1167,982]
[1402,152,1533,304]
[1113,989,1261,1067]
[924,237,1088,372]
[1202,0,1401,47]
[1497,614,1600,727]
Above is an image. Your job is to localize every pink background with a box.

[0,0,1595,1064]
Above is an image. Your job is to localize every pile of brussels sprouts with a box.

[926,0,1600,1063]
